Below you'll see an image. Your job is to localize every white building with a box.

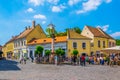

[27,36,67,58]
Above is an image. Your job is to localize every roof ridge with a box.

[97,28,114,39]
[86,25,112,38]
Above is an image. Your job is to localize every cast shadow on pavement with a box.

[0,59,21,71]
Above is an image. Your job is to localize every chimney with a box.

[25,26,27,30]
[12,36,14,38]
[28,26,30,29]
[32,20,35,28]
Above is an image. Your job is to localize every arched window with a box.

[98,40,100,48]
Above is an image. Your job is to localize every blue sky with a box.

[0,0,120,45]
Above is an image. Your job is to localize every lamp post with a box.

[47,23,55,54]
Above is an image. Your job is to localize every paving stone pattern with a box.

[0,60,120,80]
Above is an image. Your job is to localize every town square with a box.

[0,0,120,80]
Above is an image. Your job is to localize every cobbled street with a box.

[0,59,120,80]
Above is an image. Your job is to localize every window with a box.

[103,41,105,48]
[21,41,23,46]
[18,42,20,47]
[82,42,86,49]
[16,42,18,47]
[73,42,77,49]
[91,43,94,47]
[98,40,100,48]
[24,41,26,46]
[112,42,115,47]
[109,42,111,47]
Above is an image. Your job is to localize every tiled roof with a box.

[6,36,18,44]
[98,28,114,39]
[16,28,33,39]
[28,36,67,45]
[68,30,91,40]
[86,26,113,39]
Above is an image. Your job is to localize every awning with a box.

[101,46,120,54]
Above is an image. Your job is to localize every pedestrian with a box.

[73,55,77,65]
[81,55,85,66]
[31,56,34,63]
[54,55,58,65]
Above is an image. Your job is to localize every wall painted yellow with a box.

[2,42,14,57]
[91,37,108,53]
[67,39,91,57]
[26,25,46,43]
[81,26,116,55]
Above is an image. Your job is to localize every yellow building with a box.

[27,29,92,58]
[67,30,92,57]
[3,21,47,59]
[81,25,116,55]
[13,21,47,58]
[2,36,17,58]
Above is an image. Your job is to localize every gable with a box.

[81,26,94,39]
[26,24,47,43]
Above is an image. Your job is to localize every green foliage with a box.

[45,50,51,56]
[35,45,44,55]
[56,32,67,36]
[72,49,78,56]
[55,48,65,56]
[116,39,120,45]
[45,26,81,37]
[61,50,65,56]
[46,27,57,37]
[73,27,82,34]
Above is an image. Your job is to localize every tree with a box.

[55,48,65,56]
[35,45,44,57]
[72,49,78,56]
[45,50,51,56]
[55,48,62,56]
[45,27,57,37]
[116,39,120,45]
[55,48,65,64]
[73,27,82,34]
[44,50,51,63]
[56,32,67,36]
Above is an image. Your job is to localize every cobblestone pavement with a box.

[0,59,120,80]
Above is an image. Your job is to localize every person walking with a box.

[81,55,85,66]
[54,55,58,65]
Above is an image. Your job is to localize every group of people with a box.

[18,53,120,67]
[71,53,120,67]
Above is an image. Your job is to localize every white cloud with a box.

[52,4,66,12]
[110,32,120,38]
[52,6,61,12]
[76,0,112,14]
[47,0,59,4]
[26,8,34,13]
[105,0,112,3]
[76,0,102,14]
[33,14,46,20]
[68,0,81,6]
[42,21,46,24]
[97,25,109,32]
[28,0,45,6]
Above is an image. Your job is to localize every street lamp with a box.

[47,23,55,54]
